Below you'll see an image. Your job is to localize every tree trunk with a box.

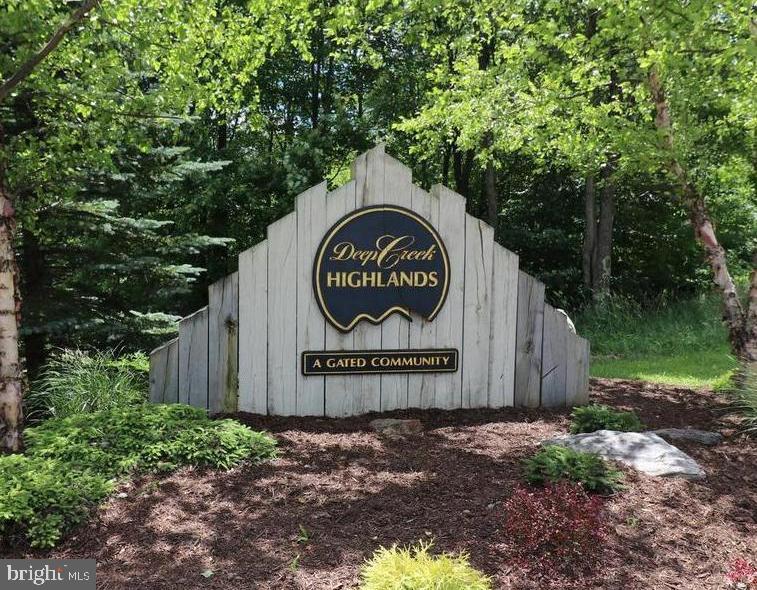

[453,148,474,198]
[21,228,47,380]
[0,0,101,451]
[648,67,753,360]
[582,175,596,290]
[484,160,497,229]
[0,125,22,452]
[593,164,615,299]
[746,250,757,361]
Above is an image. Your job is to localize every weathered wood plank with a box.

[350,144,383,413]
[149,338,178,403]
[178,306,208,409]
[541,304,568,407]
[514,271,544,407]
[238,242,268,414]
[208,272,239,414]
[488,245,519,407]
[267,213,298,415]
[566,334,590,406]
[408,185,437,408]
[324,181,357,417]
[462,215,494,408]
[379,154,412,411]
[295,182,328,416]
[430,184,466,409]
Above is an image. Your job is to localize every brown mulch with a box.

[16,379,757,589]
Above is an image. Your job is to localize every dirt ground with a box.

[24,379,757,588]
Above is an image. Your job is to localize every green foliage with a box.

[727,366,757,436]
[590,349,736,390]
[0,455,113,549]
[578,293,738,388]
[0,404,277,548]
[569,405,645,434]
[25,349,148,421]
[524,446,624,494]
[24,404,277,478]
[577,294,730,357]
[359,542,491,590]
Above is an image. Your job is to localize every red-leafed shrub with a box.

[502,482,607,575]
[727,558,757,588]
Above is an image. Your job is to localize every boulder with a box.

[370,418,423,438]
[652,428,723,446]
[544,430,706,480]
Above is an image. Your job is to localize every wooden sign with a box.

[302,349,458,375]
[313,205,450,332]
[149,145,590,417]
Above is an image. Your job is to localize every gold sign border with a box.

[313,205,451,333]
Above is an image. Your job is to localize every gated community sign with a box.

[149,145,590,417]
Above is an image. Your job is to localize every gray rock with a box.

[370,418,423,438]
[544,430,706,480]
[652,428,723,446]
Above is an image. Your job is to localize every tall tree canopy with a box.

[1,0,754,450]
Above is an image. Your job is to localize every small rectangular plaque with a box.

[302,349,458,375]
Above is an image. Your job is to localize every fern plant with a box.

[524,445,624,494]
[570,404,645,434]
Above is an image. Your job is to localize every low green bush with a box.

[569,404,645,434]
[26,349,148,421]
[0,456,113,549]
[359,542,491,590]
[25,404,277,476]
[524,445,624,494]
[1,404,277,548]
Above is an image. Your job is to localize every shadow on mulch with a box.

[9,379,756,590]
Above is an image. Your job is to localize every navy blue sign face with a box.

[314,205,450,332]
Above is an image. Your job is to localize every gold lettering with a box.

[326,272,342,287]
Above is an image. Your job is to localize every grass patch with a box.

[590,348,737,389]
[26,349,149,421]
[576,293,736,389]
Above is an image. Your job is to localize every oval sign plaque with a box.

[313,205,450,332]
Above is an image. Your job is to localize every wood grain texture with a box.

[462,215,494,408]
[514,271,544,407]
[541,304,568,408]
[149,338,178,403]
[178,306,208,409]
[323,181,358,417]
[407,185,438,408]
[488,245,519,407]
[151,147,593,415]
[430,184,466,409]
[566,334,590,406]
[379,154,412,411]
[208,272,239,414]
[267,213,298,415]
[296,182,328,416]
[350,144,383,413]
[238,243,268,414]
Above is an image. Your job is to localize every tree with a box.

[398,0,755,357]
[0,0,313,451]
[0,0,102,452]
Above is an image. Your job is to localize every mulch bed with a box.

[15,379,757,589]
